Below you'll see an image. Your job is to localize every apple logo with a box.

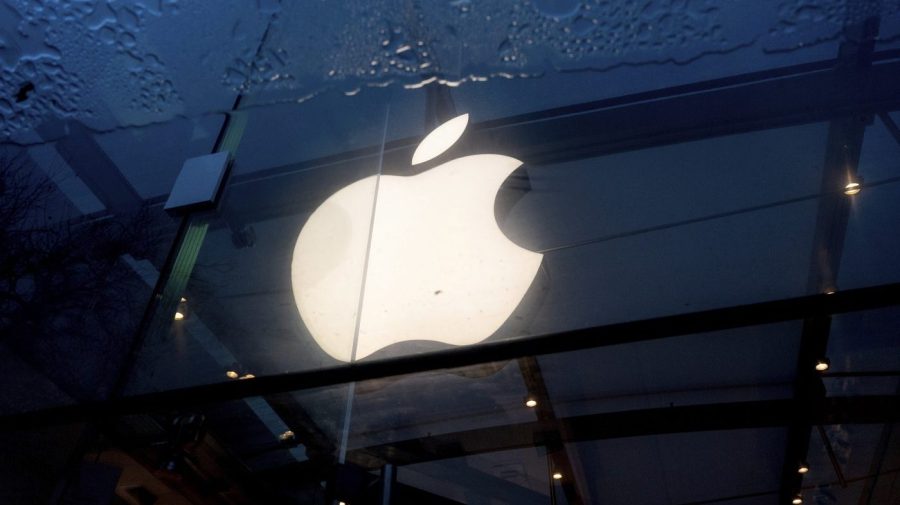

[291,113,543,362]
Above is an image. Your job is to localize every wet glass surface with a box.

[3,0,899,142]
[1,1,899,503]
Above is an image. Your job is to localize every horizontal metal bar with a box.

[348,395,900,468]
[1,282,899,430]
[823,371,900,378]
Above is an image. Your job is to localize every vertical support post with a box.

[778,13,879,503]
[381,463,395,505]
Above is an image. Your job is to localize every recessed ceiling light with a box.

[174,311,185,320]
[180,297,187,302]
[815,358,830,372]
[792,495,802,504]
[279,430,295,442]
[798,462,809,474]
[552,472,563,480]
[525,398,538,408]
[239,373,255,380]
[225,370,239,379]
[844,182,861,195]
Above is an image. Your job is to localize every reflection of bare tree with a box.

[0,152,163,402]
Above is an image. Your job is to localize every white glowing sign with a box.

[291,114,542,362]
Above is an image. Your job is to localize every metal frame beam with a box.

[1,281,899,431]
[346,396,900,469]
[778,14,880,503]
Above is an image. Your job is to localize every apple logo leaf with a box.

[411,113,469,166]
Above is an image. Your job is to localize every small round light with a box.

[825,290,836,295]
[180,297,187,302]
[798,462,809,474]
[792,496,802,504]
[174,311,185,320]
[552,472,563,480]
[525,398,538,408]
[225,370,239,379]
[278,430,295,442]
[815,358,830,372]
[844,182,861,195]
[239,373,255,380]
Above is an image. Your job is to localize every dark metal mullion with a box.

[780,316,832,502]
[817,425,848,488]
[518,357,584,505]
[778,14,880,503]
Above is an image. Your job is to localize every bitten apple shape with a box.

[291,114,542,362]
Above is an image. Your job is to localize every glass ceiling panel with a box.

[537,322,800,418]
[804,423,900,504]
[823,305,900,397]
[238,0,852,112]
[565,429,787,504]
[160,367,797,503]
[124,106,829,393]
[838,111,900,291]
[397,447,555,504]
[127,322,803,486]
[827,306,900,374]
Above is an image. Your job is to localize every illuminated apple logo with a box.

[291,114,542,362]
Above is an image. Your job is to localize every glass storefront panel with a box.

[2,2,900,503]
[124,102,830,393]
